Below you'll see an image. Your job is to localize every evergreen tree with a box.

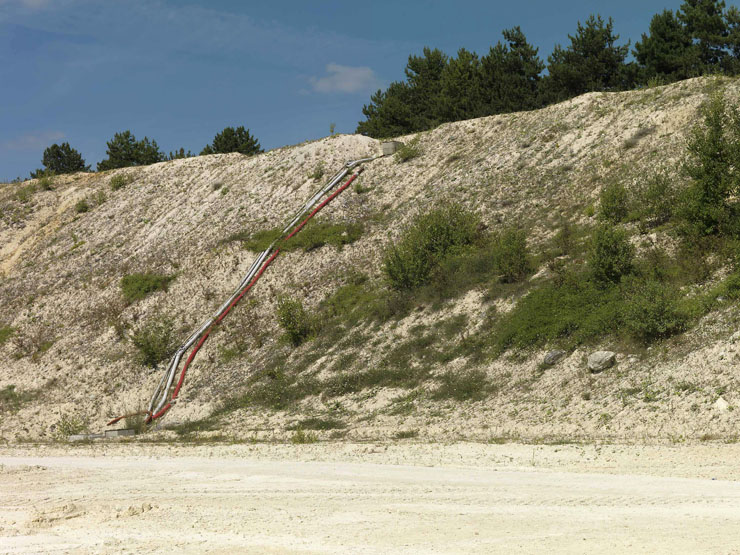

[356,82,416,138]
[678,0,729,69]
[201,126,263,156]
[540,15,631,103]
[634,10,697,82]
[30,142,89,177]
[167,148,194,160]
[403,47,448,130]
[97,131,164,171]
[439,48,484,121]
[480,27,544,114]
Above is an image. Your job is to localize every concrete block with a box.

[382,141,404,155]
[105,428,135,438]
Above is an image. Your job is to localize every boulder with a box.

[714,396,730,412]
[588,351,616,373]
[543,350,567,366]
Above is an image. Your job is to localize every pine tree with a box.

[480,27,544,114]
[540,15,630,103]
[678,0,729,69]
[201,126,263,156]
[97,131,164,171]
[634,10,697,82]
[30,142,89,177]
[439,48,484,121]
[356,82,415,138]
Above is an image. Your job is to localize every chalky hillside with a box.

[2,76,740,443]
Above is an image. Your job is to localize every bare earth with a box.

[2,442,740,554]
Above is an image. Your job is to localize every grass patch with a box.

[0,385,36,412]
[432,369,493,401]
[110,174,131,191]
[0,326,14,346]
[394,429,418,439]
[287,417,346,431]
[240,221,363,253]
[395,136,422,163]
[120,272,175,303]
[290,429,319,444]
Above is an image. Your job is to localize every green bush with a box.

[620,277,688,342]
[131,317,176,368]
[395,136,422,163]
[493,276,623,353]
[110,174,131,191]
[633,171,677,226]
[54,414,85,440]
[678,91,740,238]
[120,273,174,303]
[383,204,479,290]
[276,297,313,346]
[74,199,89,213]
[599,182,629,223]
[588,225,634,284]
[490,228,532,283]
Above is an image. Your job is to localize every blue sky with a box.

[1,0,688,180]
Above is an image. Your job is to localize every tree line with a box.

[357,1,740,137]
[30,126,263,178]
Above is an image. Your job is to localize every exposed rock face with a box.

[2,77,740,443]
[588,351,616,373]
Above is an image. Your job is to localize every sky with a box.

[0,0,692,180]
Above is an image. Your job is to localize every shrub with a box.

[395,136,422,163]
[598,182,629,223]
[276,297,313,346]
[131,317,176,368]
[588,225,634,284]
[383,204,479,290]
[74,199,89,213]
[490,228,532,283]
[633,171,677,226]
[54,414,85,440]
[620,277,688,342]
[120,273,174,303]
[493,276,623,353]
[677,91,740,237]
[110,174,131,191]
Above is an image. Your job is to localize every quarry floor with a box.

[1,442,740,554]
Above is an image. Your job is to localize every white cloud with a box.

[2,130,65,150]
[309,63,382,94]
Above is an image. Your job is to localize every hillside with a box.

[2,76,740,444]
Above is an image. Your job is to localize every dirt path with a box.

[2,443,740,553]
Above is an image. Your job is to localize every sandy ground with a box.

[1,442,740,554]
